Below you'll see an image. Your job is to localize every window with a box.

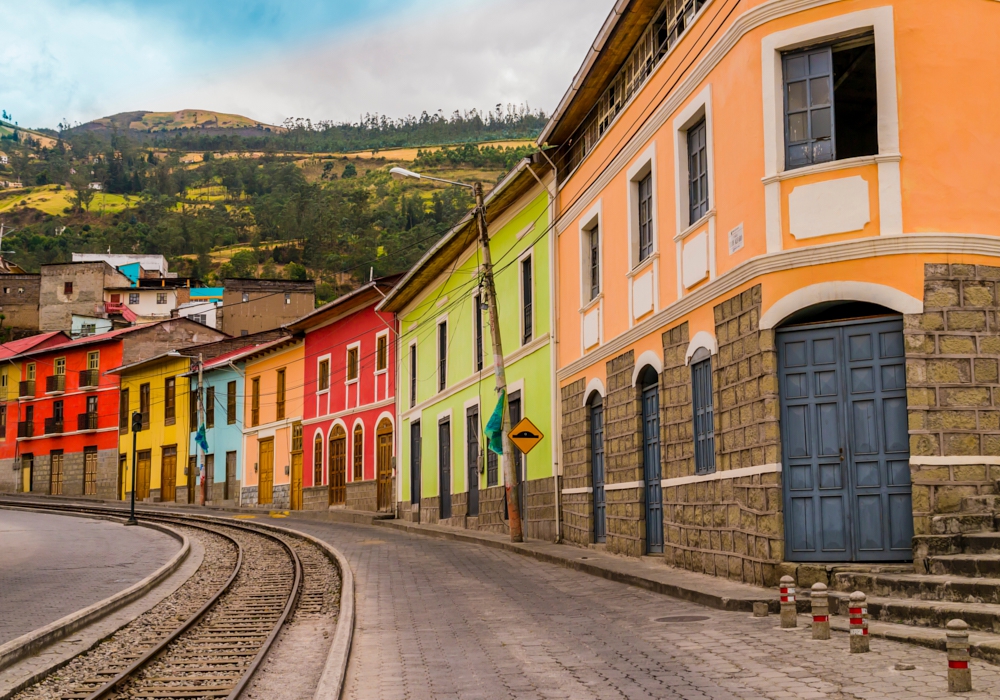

[119,388,129,433]
[314,435,323,486]
[687,118,709,223]
[80,324,96,337]
[189,382,199,432]
[164,377,176,424]
[588,224,600,301]
[87,351,99,370]
[437,321,447,392]
[251,377,260,426]
[353,424,363,480]
[276,369,286,421]
[54,357,65,375]
[242,292,250,303]
[637,173,654,262]
[285,293,291,305]
[64,281,73,295]
[346,347,359,382]
[206,386,215,428]
[139,383,150,428]
[521,257,533,345]
[86,395,98,415]
[0,402,6,438]
[691,356,715,474]
[409,343,417,408]
[292,422,303,452]
[241,330,249,337]
[190,313,207,325]
[318,359,330,391]
[27,363,35,381]
[487,448,498,488]
[474,293,484,372]
[376,335,388,372]
[156,292,167,305]
[783,35,877,169]
[129,292,140,305]
[227,381,237,424]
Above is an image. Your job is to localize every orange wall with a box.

[242,342,304,489]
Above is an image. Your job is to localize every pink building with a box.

[288,278,398,512]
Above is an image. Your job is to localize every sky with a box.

[1,0,611,130]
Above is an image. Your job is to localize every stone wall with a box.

[302,485,327,510]
[906,263,1000,535]
[605,350,644,557]
[31,454,51,495]
[346,480,378,511]
[661,287,783,587]
[241,485,258,506]
[474,485,506,534]
[176,485,189,504]
[559,378,592,546]
[420,495,440,524]
[0,457,17,493]
[525,476,557,541]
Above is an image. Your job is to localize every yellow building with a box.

[241,336,305,509]
[110,353,194,503]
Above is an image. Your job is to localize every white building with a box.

[176,299,221,329]
[105,286,179,322]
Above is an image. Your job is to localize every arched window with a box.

[313,435,323,486]
[353,424,364,481]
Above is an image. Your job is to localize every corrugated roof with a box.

[0,332,69,359]
[286,275,401,332]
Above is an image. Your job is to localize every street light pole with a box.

[473,182,523,542]
[126,410,141,525]
[389,167,524,542]
[197,353,206,505]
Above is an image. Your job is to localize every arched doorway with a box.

[776,301,913,562]
[377,418,394,512]
[638,366,663,554]
[588,391,606,544]
[328,425,346,506]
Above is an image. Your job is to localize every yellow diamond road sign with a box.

[508,417,544,455]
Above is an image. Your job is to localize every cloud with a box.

[2,0,610,129]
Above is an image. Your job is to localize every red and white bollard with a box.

[811,582,830,640]
[779,575,797,628]
[946,619,972,692]
[849,591,869,653]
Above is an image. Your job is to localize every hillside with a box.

[71,110,285,140]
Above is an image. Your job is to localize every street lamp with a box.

[125,410,142,526]
[392,166,524,542]
[170,351,206,505]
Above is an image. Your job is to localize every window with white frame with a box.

[687,119,709,223]
[637,174,654,262]
[156,292,167,305]
[409,342,417,407]
[346,346,359,382]
[318,359,330,391]
[129,292,140,304]
[520,256,533,345]
[376,334,388,372]
[587,223,600,301]
[783,33,877,169]
[437,320,448,392]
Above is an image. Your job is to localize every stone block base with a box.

[346,480,378,512]
[302,485,327,510]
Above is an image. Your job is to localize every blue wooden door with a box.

[643,384,663,554]
[439,420,451,519]
[778,317,912,562]
[591,403,606,543]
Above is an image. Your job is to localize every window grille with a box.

[638,174,654,262]
[692,357,715,474]
[687,118,709,223]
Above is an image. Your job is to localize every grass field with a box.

[0,186,136,215]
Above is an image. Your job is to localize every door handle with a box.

[839,448,844,462]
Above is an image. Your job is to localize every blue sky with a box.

[2,0,610,129]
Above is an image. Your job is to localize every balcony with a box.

[19,380,35,398]
[17,421,33,438]
[105,301,126,314]
[46,375,66,394]
[44,417,64,435]
[78,412,99,432]
[79,369,100,389]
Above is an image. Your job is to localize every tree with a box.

[70,175,96,211]
[342,162,357,178]
[218,249,258,278]
[284,262,307,281]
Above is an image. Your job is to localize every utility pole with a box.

[197,353,206,505]
[126,411,141,525]
[473,182,523,542]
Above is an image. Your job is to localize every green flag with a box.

[484,389,505,456]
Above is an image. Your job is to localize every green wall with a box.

[398,186,552,502]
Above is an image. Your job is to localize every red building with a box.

[13,318,225,498]
[288,278,398,512]
[0,332,70,493]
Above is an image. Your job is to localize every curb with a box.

[0,505,190,673]
[374,520,775,613]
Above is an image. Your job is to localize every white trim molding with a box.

[760,281,923,330]
[582,377,606,406]
[685,331,719,365]
[605,480,644,492]
[661,462,781,488]
[910,456,1000,466]
[561,486,594,495]
[631,350,663,386]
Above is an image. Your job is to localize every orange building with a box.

[547,0,1000,585]
[240,336,305,509]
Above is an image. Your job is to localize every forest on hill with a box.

[0,112,541,304]
[64,104,547,154]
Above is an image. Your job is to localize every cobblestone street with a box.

[275,517,1000,700]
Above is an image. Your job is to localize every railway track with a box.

[4,503,303,700]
